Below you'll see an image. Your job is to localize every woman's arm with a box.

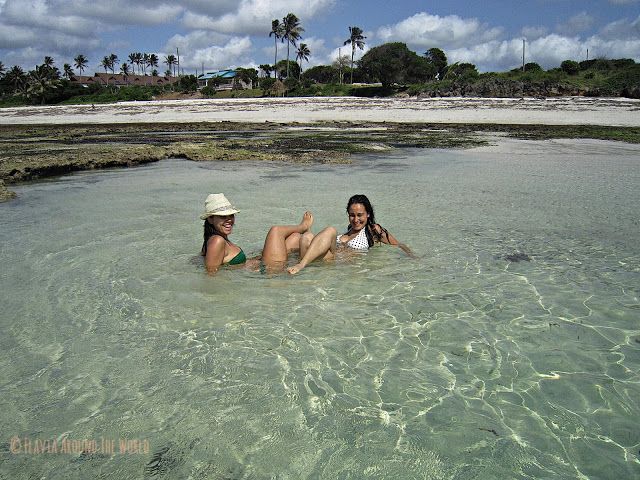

[373,224,415,257]
[204,236,227,274]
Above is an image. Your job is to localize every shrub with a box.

[561,60,580,74]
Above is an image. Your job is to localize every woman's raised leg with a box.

[261,212,313,266]
[287,226,337,274]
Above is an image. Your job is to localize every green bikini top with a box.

[227,248,246,265]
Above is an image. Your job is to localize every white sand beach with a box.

[1,96,639,126]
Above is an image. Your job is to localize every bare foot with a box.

[287,263,305,275]
[300,211,313,232]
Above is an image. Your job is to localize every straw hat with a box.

[200,193,240,219]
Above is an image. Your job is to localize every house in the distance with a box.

[70,73,179,88]
[197,70,252,91]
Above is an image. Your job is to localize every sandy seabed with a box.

[1,96,639,126]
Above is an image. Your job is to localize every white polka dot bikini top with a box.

[337,228,369,250]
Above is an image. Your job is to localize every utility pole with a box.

[586,48,589,61]
[522,39,526,72]
[338,47,343,84]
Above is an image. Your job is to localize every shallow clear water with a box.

[1,139,639,479]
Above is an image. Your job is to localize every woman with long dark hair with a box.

[287,194,411,274]
[200,193,313,274]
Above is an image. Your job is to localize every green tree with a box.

[296,43,311,79]
[164,54,177,77]
[424,47,447,79]
[561,60,580,74]
[27,65,61,104]
[0,61,5,78]
[275,59,300,80]
[269,19,284,77]
[524,62,543,72]
[282,13,304,78]
[108,54,119,74]
[120,63,130,76]
[63,63,74,79]
[235,67,258,89]
[148,53,159,72]
[43,56,55,68]
[134,52,143,74]
[128,53,137,74]
[344,26,366,84]
[443,62,478,81]
[101,56,112,73]
[5,65,26,93]
[142,53,149,74]
[358,42,433,87]
[74,54,88,75]
[303,65,339,84]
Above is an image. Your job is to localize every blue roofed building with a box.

[197,69,253,91]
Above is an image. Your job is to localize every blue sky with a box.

[1,0,639,75]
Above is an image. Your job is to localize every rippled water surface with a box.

[1,139,639,479]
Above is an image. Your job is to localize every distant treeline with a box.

[2,42,639,107]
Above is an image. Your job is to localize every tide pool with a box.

[1,138,639,479]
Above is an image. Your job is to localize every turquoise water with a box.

[1,139,639,479]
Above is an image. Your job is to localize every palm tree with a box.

[148,53,159,73]
[5,65,26,93]
[108,54,119,74]
[151,69,158,77]
[128,53,137,74]
[164,69,172,77]
[282,13,304,79]
[120,63,130,76]
[28,65,61,104]
[74,54,88,75]
[164,54,176,77]
[343,26,366,84]
[269,19,284,78]
[63,63,74,79]
[296,43,310,79]
[134,52,143,74]
[0,61,5,78]
[101,56,111,73]
[141,53,149,75]
[43,56,55,68]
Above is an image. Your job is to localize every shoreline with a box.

[1,96,640,127]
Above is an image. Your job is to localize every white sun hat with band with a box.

[200,193,240,219]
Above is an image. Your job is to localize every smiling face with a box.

[207,214,235,237]
[348,203,369,232]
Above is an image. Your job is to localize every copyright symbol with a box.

[10,436,21,454]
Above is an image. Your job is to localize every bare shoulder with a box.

[207,235,226,252]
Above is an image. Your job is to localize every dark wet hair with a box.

[346,194,390,247]
[201,218,224,256]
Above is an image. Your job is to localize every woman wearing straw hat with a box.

[200,193,313,274]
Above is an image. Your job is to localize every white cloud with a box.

[608,0,639,4]
[163,35,254,71]
[183,0,335,35]
[377,12,503,50]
